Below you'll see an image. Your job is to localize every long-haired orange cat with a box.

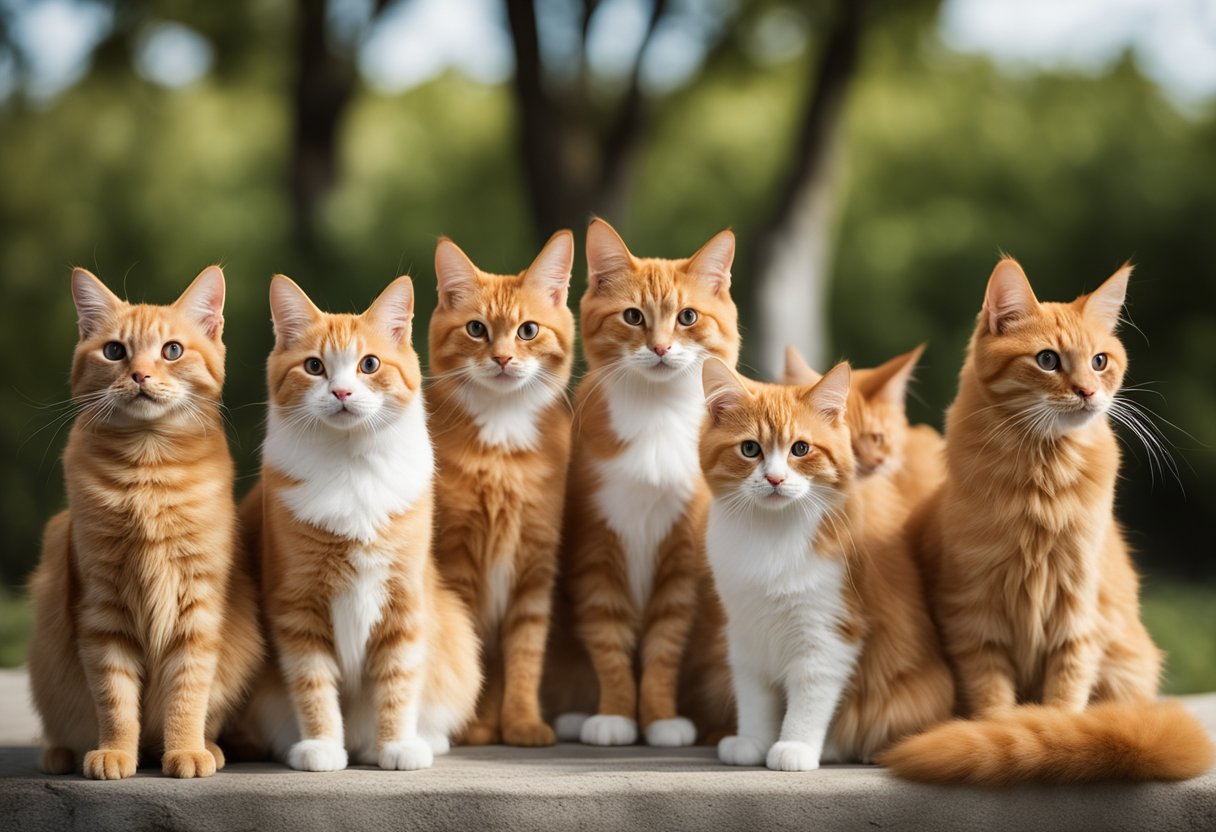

[28,267,264,779]
[428,232,574,746]
[241,275,480,771]
[880,258,1213,783]
[552,219,741,747]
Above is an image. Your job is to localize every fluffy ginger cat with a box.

[239,275,480,771]
[427,232,574,747]
[701,360,952,770]
[28,267,263,779]
[880,258,1213,783]
[554,219,740,747]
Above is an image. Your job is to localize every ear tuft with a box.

[526,229,574,306]
[175,265,226,341]
[1084,262,1131,333]
[984,257,1039,336]
[586,218,633,294]
[688,229,735,294]
[435,238,479,310]
[365,275,415,346]
[702,357,749,425]
[808,362,851,424]
[783,344,822,386]
[71,268,122,338]
[269,275,321,347]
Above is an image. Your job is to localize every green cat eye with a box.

[740,440,762,458]
[360,355,380,374]
[161,341,183,361]
[1036,350,1060,371]
[623,308,644,326]
[678,308,698,326]
[791,441,810,457]
[1092,353,1108,371]
[102,342,126,361]
[466,321,487,338]
[518,321,539,341]
[304,357,325,376]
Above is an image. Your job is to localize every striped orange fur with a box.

[28,267,264,780]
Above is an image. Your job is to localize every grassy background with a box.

[1,582,1211,694]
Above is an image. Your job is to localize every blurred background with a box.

[1,0,1213,690]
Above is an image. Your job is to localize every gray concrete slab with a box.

[1,666,1214,832]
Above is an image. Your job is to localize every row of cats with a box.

[29,219,1212,784]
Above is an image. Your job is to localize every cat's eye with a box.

[623,308,644,326]
[161,341,183,361]
[1092,353,1108,371]
[102,342,126,361]
[518,321,539,341]
[869,432,885,445]
[791,441,810,457]
[678,308,698,326]
[466,321,487,339]
[1036,350,1060,371]
[304,357,325,376]
[740,440,762,459]
[360,355,380,374]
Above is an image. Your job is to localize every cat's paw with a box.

[205,740,226,770]
[458,721,501,746]
[580,715,638,746]
[422,732,451,756]
[41,746,75,775]
[766,740,821,772]
[718,735,768,767]
[379,738,433,771]
[83,748,137,780]
[287,739,347,772]
[502,719,557,747]
[554,712,590,742]
[162,748,218,779]
[645,717,697,747]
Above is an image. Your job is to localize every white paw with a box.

[554,712,590,742]
[766,740,821,772]
[287,739,347,772]
[379,738,433,771]
[645,717,697,747]
[718,735,768,766]
[422,733,451,756]
[580,715,638,746]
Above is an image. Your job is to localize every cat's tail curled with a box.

[876,700,1213,785]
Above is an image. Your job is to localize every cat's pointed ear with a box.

[783,344,822,386]
[702,358,749,425]
[435,237,479,310]
[688,229,734,294]
[1083,262,1131,333]
[71,268,122,338]
[364,275,415,346]
[586,218,633,294]
[174,265,226,341]
[269,275,322,347]
[525,229,574,306]
[859,343,924,406]
[984,257,1038,335]
[805,362,851,425]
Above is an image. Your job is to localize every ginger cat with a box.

[880,258,1213,783]
[28,267,263,779]
[701,360,953,770]
[554,219,740,747]
[240,275,480,771]
[427,232,575,747]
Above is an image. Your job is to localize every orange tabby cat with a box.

[880,258,1213,783]
[242,275,480,771]
[428,232,574,747]
[554,219,740,747]
[28,267,264,779]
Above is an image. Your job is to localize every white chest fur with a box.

[454,382,558,452]
[593,372,704,611]
[331,545,392,685]
[263,394,435,544]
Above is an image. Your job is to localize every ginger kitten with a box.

[555,219,740,747]
[701,360,953,770]
[880,258,1213,783]
[28,267,263,779]
[428,232,574,747]
[241,275,480,771]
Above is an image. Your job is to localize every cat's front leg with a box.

[160,612,222,778]
[278,638,347,772]
[768,660,854,772]
[78,610,144,780]
[499,550,557,747]
[1043,633,1102,711]
[718,663,780,767]
[370,592,432,771]
[637,540,698,747]
[951,637,1018,717]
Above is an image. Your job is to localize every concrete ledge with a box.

[2,668,1214,832]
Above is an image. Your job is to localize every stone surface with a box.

[2,668,1214,832]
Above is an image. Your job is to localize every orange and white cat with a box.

[240,275,480,771]
[28,267,263,779]
[701,361,953,770]
[554,219,740,747]
[880,258,1213,783]
[428,232,574,747]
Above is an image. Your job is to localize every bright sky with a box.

[2,0,1214,106]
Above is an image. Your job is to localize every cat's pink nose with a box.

[653,345,670,357]
[765,474,785,487]
[1074,386,1094,399]
[332,389,353,402]
[492,356,512,368]
[131,372,149,385]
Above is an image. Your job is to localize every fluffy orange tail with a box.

[877,700,1214,785]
